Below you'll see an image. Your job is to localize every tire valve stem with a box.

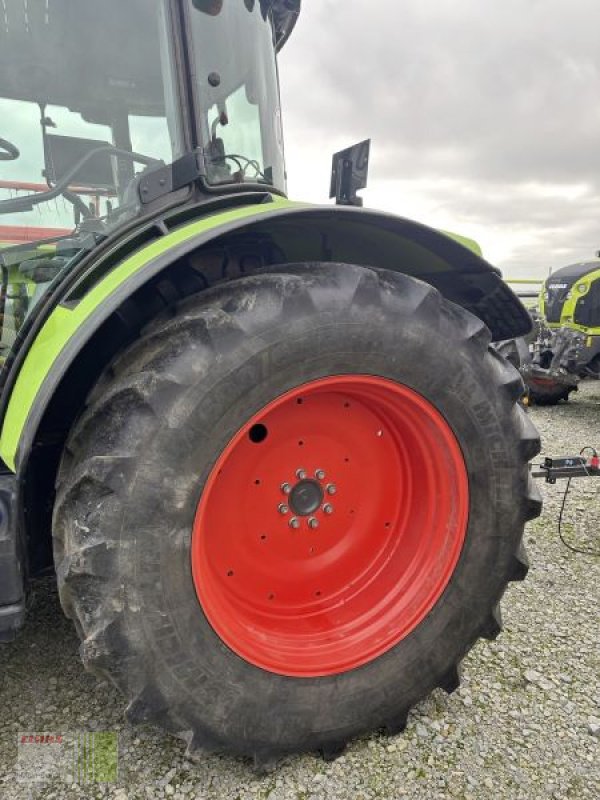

[308,517,319,529]
[289,517,300,529]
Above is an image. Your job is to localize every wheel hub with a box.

[288,478,324,517]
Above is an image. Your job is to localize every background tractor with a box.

[500,261,600,405]
[0,0,541,766]
[524,259,600,404]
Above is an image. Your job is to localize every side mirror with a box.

[329,139,370,207]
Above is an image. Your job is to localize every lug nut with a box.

[323,504,334,515]
[278,503,289,515]
[308,517,319,529]
[280,482,291,495]
[296,468,307,479]
[289,517,300,529]
[326,484,337,495]
[315,469,326,480]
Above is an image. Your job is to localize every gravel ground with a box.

[1,383,599,800]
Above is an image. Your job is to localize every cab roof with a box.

[0,0,301,113]
[547,260,600,286]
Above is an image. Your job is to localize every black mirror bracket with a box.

[329,139,371,207]
[138,149,208,205]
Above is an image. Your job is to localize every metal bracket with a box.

[532,455,600,483]
[138,150,207,205]
[330,139,371,207]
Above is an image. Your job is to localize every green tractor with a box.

[521,260,600,404]
[0,0,541,765]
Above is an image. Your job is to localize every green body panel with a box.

[0,198,298,470]
[539,264,600,334]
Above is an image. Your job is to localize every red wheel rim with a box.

[191,376,469,677]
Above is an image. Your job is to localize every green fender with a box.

[0,197,531,472]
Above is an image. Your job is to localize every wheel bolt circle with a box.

[296,468,307,479]
[278,503,289,515]
[289,517,300,529]
[308,517,319,529]
[281,482,291,495]
[326,484,337,495]
[323,504,334,515]
[315,469,326,480]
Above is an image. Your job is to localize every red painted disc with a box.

[191,376,469,677]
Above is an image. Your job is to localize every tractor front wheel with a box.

[53,263,541,765]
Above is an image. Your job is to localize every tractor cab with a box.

[540,260,600,331]
[0,0,297,356]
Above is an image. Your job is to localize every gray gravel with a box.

[1,383,599,800]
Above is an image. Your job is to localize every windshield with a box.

[187,0,286,190]
[0,0,181,361]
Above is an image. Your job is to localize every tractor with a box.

[0,0,541,766]
[522,260,600,404]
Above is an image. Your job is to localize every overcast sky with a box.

[279,0,600,280]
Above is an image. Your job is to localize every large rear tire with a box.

[53,264,541,764]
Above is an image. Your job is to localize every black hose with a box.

[0,145,159,214]
[557,447,600,557]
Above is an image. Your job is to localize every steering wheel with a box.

[0,137,20,161]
